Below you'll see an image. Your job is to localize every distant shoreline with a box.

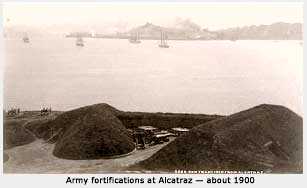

[65,36,303,41]
[65,22,302,41]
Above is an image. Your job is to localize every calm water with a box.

[4,38,303,115]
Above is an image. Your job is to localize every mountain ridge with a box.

[126,21,302,40]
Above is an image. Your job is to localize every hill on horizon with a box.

[124,21,302,40]
[9,20,302,40]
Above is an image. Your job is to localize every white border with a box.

[0,1,305,187]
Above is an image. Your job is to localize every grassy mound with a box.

[26,104,120,140]
[27,103,135,160]
[25,104,221,139]
[4,119,36,149]
[118,112,221,129]
[136,104,303,173]
[3,153,9,163]
[3,152,10,163]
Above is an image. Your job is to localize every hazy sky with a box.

[3,2,303,30]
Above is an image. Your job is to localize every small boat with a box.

[159,31,169,48]
[23,35,30,43]
[76,37,84,47]
[129,32,141,44]
[230,37,237,42]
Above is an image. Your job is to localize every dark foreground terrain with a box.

[3,103,302,173]
[3,111,60,150]
[23,103,219,160]
[4,119,35,150]
[134,104,303,173]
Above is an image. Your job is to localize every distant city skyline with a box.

[3,2,303,31]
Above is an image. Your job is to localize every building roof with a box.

[138,126,157,131]
[154,133,174,138]
[172,127,190,132]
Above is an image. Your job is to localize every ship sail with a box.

[23,34,30,43]
[159,31,169,48]
[129,32,141,44]
[76,37,84,47]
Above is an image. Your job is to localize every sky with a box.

[3,2,303,30]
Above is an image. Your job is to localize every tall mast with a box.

[162,32,165,46]
[162,32,164,45]
[161,31,163,45]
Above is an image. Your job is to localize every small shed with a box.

[138,126,158,132]
[136,126,158,144]
[171,127,190,136]
[151,131,175,144]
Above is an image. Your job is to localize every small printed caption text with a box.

[65,176,255,185]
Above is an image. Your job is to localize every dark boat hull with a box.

[159,44,169,48]
[129,39,141,44]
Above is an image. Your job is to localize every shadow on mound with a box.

[28,103,135,160]
[25,103,221,160]
[135,104,303,173]
[3,153,9,163]
[4,120,36,149]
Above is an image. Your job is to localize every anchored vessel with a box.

[129,32,141,44]
[76,37,84,47]
[159,31,169,48]
[23,35,30,43]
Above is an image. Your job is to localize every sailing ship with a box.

[159,31,169,48]
[76,37,84,47]
[22,34,30,43]
[230,35,237,42]
[129,32,141,44]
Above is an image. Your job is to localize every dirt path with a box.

[3,138,173,173]
[22,120,38,138]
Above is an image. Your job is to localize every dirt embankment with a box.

[4,119,36,150]
[26,104,135,160]
[135,104,303,173]
[4,111,61,151]
[24,105,221,140]
[117,112,221,129]
[52,104,135,159]
[23,103,220,160]
[3,153,9,163]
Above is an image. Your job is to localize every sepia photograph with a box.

[2,2,303,174]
